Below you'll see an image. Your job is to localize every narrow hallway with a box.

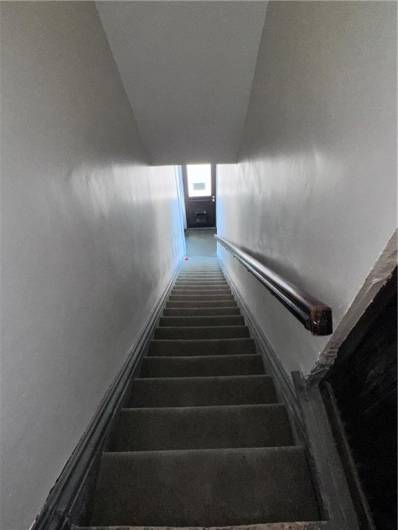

[2,2,396,530]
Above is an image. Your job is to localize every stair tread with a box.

[175,280,228,283]
[164,307,241,316]
[159,316,244,327]
[173,285,230,288]
[141,354,264,377]
[109,403,293,451]
[144,353,262,360]
[128,375,277,407]
[155,325,250,340]
[170,292,233,296]
[90,446,320,526]
[135,374,270,381]
[149,337,256,355]
[167,300,238,307]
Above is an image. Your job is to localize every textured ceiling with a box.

[97,2,267,165]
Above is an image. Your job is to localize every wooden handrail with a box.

[215,235,333,336]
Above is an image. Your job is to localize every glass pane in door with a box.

[187,164,212,197]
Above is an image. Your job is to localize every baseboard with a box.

[219,260,305,439]
[31,261,182,530]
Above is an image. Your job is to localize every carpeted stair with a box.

[85,259,320,528]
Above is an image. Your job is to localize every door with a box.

[183,164,216,228]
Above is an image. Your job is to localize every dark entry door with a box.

[183,164,216,228]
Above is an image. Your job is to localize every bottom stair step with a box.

[90,447,320,526]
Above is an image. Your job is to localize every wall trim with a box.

[219,257,305,437]
[31,261,182,530]
[310,230,397,383]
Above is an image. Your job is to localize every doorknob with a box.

[211,196,215,203]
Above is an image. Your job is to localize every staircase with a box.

[85,259,320,527]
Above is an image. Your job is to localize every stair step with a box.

[172,288,231,294]
[176,277,226,280]
[173,283,231,293]
[109,404,293,451]
[163,307,241,316]
[159,316,244,327]
[169,294,235,301]
[181,264,220,267]
[167,299,237,308]
[177,277,226,281]
[155,326,249,340]
[149,337,256,355]
[141,354,265,377]
[180,270,221,274]
[175,278,227,282]
[90,447,320,526]
[179,268,221,272]
[129,375,277,407]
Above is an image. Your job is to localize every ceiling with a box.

[96,1,267,165]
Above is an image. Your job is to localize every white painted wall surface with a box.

[217,1,396,377]
[0,4,184,529]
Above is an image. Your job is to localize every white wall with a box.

[0,4,184,529]
[217,1,396,377]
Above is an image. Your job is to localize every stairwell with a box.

[83,258,321,527]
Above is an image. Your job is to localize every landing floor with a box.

[185,228,217,257]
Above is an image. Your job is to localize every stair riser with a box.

[172,288,231,294]
[177,274,224,278]
[173,285,230,289]
[90,447,320,526]
[175,278,227,283]
[163,307,240,316]
[169,298,235,304]
[167,300,237,308]
[174,283,228,287]
[181,265,221,269]
[179,275,223,278]
[176,277,227,281]
[170,291,233,294]
[148,338,256,355]
[159,316,244,327]
[179,270,223,272]
[129,375,277,407]
[110,405,293,451]
[155,326,250,339]
[171,292,232,298]
[141,354,265,377]
[177,279,226,283]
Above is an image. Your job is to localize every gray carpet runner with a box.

[86,259,320,527]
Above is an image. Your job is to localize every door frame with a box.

[182,164,216,229]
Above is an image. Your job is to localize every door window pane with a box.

[187,164,211,197]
